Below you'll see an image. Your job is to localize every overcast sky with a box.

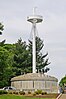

[0,0,66,82]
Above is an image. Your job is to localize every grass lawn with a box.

[0,94,56,99]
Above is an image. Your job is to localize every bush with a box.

[13,91,16,94]
[28,91,31,94]
[15,91,18,94]
[8,91,13,94]
[35,90,42,95]
[0,90,8,95]
[41,92,47,95]
[44,92,47,94]
[19,91,25,95]
[33,93,36,96]
[12,91,18,94]
[3,90,8,94]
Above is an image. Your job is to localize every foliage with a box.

[0,22,4,35]
[59,75,66,87]
[0,40,6,46]
[0,47,9,87]
[41,92,47,95]
[34,90,42,95]
[14,91,18,95]
[0,36,50,87]
[33,93,36,96]
[28,91,31,94]
[12,38,30,75]
[8,91,13,94]
[0,90,8,95]
[19,91,25,95]
[28,36,50,73]
[34,90,47,95]
[0,44,15,88]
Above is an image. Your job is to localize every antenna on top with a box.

[33,7,37,15]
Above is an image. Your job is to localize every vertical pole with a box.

[33,23,36,73]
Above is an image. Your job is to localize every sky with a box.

[0,0,66,82]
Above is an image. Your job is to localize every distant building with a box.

[11,73,58,93]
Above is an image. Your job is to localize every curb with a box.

[56,93,62,99]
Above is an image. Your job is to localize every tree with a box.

[0,46,10,87]
[12,38,30,75]
[0,40,6,46]
[0,44,15,88]
[59,75,66,87]
[28,36,50,73]
[0,22,5,46]
[0,23,4,35]
[0,23,15,87]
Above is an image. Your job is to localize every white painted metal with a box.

[27,8,43,73]
[32,23,36,73]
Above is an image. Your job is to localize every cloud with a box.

[0,0,66,81]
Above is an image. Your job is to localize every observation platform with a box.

[27,15,43,23]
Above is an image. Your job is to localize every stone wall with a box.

[11,80,58,93]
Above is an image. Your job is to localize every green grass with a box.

[0,94,56,99]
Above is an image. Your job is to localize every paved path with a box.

[59,94,66,99]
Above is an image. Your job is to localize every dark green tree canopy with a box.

[12,38,30,75]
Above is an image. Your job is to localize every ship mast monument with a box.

[11,8,58,93]
[27,8,43,73]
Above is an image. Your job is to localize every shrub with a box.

[8,91,13,94]
[35,90,42,95]
[0,90,8,95]
[28,91,31,94]
[0,90,3,95]
[15,91,18,94]
[13,91,16,94]
[12,91,18,94]
[3,90,8,94]
[44,92,47,94]
[19,91,25,95]
[41,92,47,95]
[33,93,36,96]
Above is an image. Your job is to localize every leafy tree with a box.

[0,46,9,87]
[0,22,4,35]
[0,44,15,88]
[0,23,15,87]
[28,36,50,73]
[59,75,66,87]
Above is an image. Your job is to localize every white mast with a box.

[27,8,43,73]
